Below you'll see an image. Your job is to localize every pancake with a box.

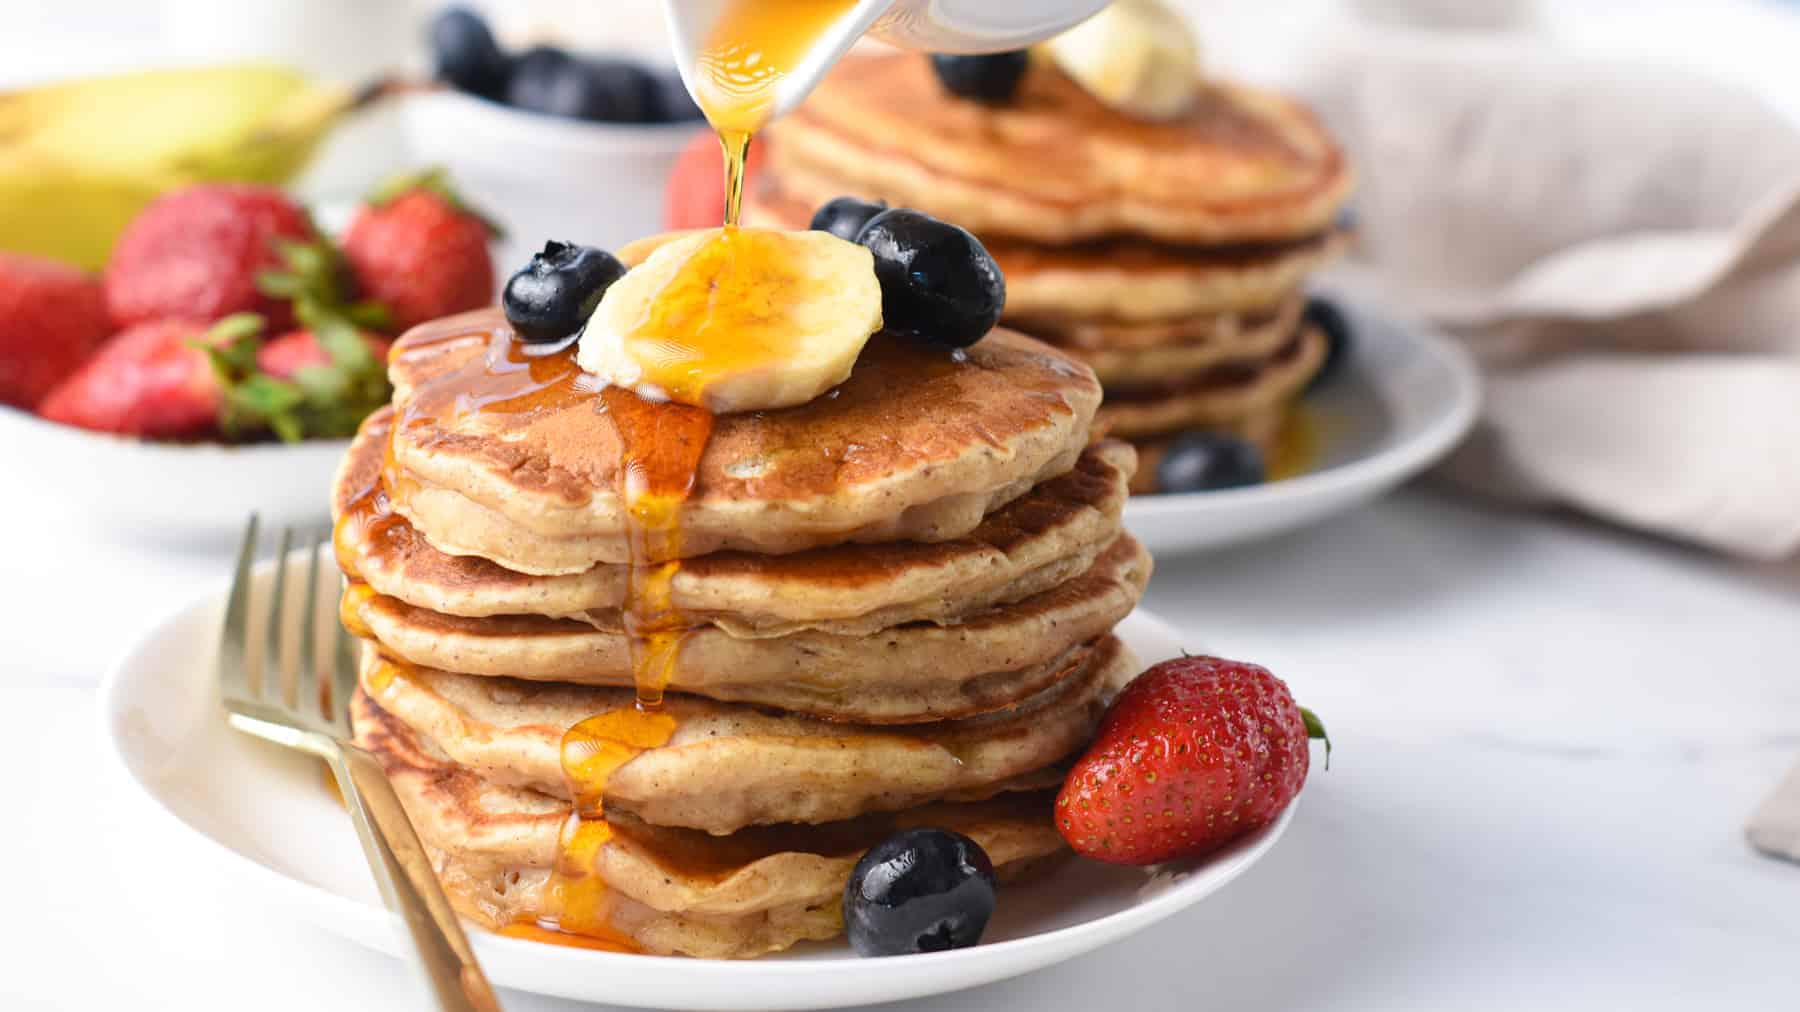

[353,690,1070,958]
[360,634,1134,834]
[340,410,1135,636]
[379,312,1101,575]
[1051,299,1305,392]
[766,53,1353,245]
[746,178,1343,321]
[347,534,1152,724]
[1096,327,1326,440]
[1005,297,1302,353]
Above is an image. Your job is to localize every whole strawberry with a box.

[105,184,315,330]
[0,252,112,409]
[38,318,222,437]
[1056,655,1328,866]
[341,170,496,334]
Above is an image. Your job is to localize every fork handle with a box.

[331,744,503,1012]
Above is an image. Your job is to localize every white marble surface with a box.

[3,482,1798,1010]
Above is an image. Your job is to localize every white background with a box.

[4,1,1800,1010]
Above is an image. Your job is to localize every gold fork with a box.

[218,515,501,1012]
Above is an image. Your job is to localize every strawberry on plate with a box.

[342,169,497,334]
[665,130,767,231]
[104,184,315,330]
[0,252,112,409]
[1056,655,1328,866]
[38,318,221,438]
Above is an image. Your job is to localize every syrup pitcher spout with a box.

[661,0,1110,128]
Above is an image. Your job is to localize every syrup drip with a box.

[1266,407,1321,482]
[343,0,863,951]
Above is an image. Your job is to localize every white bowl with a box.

[1,404,345,544]
[399,88,707,267]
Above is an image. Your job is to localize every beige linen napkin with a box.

[1294,28,1800,560]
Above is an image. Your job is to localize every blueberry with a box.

[649,70,703,122]
[855,209,1005,348]
[810,197,887,243]
[844,828,997,957]
[503,241,627,343]
[1156,432,1266,493]
[506,48,655,123]
[1302,296,1354,392]
[428,7,510,100]
[930,52,1031,104]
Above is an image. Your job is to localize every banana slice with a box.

[1044,0,1201,120]
[578,228,883,414]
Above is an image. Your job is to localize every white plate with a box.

[100,565,1295,1011]
[1,404,345,543]
[1123,295,1481,555]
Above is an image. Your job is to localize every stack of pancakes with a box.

[748,53,1355,490]
[332,306,1150,957]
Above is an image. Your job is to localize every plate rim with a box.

[97,578,1295,1005]
[1123,304,1482,517]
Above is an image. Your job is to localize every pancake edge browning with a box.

[352,690,1070,958]
[338,413,1137,635]
[768,53,1354,246]
[358,634,1135,833]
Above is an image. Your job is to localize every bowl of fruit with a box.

[0,172,498,541]
[401,7,707,266]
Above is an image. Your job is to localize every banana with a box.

[1043,0,1201,120]
[0,64,357,268]
[579,228,883,414]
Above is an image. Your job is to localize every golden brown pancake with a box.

[339,409,1135,636]
[1096,326,1326,440]
[352,690,1069,959]
[359,634,1134,834]
[1003,297,1302,352]
[1051,300,1305,392]
[747,178,1344,321]
[378,310,1101,575]
[346,534,1151,724]
[766,53,1353,245]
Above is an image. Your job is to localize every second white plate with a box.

[101,568,1294,1011]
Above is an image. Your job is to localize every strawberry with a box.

[104,184,315,330]
[38,318,221,437]
[341,169,497,334]
[664,130,767,230]
[206,309,392,443]
[1056,655,1328,866]
[0,252,112,409]
[256,329,392,380]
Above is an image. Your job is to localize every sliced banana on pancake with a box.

[1043,0,1200,120]
[578,227,883,413]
